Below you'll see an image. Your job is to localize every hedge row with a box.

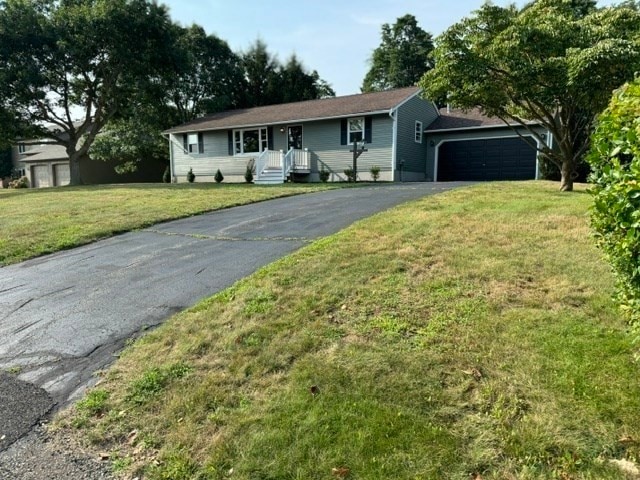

[588,79,640,347]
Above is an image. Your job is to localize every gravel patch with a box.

[0,424,113,480]
[0,373,53,451]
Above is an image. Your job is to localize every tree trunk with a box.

[560,159,574,192]
[68,150,82,186]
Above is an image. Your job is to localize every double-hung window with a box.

[234,127,268,155]
[348,117,364,144]
[415,121,423,143]
[183,133,204,154]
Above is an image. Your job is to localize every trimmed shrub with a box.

[186,168,195,183]
[214,169,224,183]
[370,165,381,182]
[319,168,330,183]
[244,165,254,184]
[587,79,640,346]
[343,167,355,182]
[8,176,29,189]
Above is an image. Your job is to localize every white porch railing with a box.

[255,149,285,178]
[283,148,310,176]
[256,148,310,183]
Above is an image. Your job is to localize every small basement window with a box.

[415,121,423,143]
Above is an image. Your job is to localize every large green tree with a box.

[167,25,245,123]
[0,0,177,185]
[420,0,640,191]
[278,55,335,104]
[240,40,335,107]
[240,39,282,108]
[362,14,434,93]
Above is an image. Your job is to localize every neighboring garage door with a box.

[31,165,50,188]
[53,163,70,186]
[437,137,537,181]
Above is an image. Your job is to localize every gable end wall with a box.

[394,95,439,181]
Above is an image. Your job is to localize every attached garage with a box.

[425,107,550,183]
[436,136,537,181]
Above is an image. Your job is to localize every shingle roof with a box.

[165,86,422,134]
[426,107,509,131]
[20,144,67,162]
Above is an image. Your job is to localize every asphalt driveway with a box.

[0,182,467,449]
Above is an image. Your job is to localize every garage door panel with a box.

[31,165,50,188]
[437,137,537,181]
[54,164,70,186]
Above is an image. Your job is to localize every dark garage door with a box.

[437,137,537,181]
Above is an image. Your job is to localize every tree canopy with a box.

[420,0,640,191]
[167,25,244,123]
[239,40,334,107]
[362,14,434,93]
[0,0,177,185]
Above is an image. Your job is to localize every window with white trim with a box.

[234,127,268,155]
[18,143,26,153]
[348,117,364,144]
[187,133,200,153]
[415,121,423,143]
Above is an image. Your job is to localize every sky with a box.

[160,0,618,97]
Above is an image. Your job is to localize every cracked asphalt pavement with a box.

[0,183,467,452]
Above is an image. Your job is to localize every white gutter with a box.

[427,121,540,134]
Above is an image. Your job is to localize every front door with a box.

[287,125,303,150]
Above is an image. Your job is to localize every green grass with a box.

[0,183,339,266]
[59,181,640,479]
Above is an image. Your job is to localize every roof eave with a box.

[425,121,540,134]
[164,109,393,135]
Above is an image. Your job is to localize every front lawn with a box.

[61,182,640,479]
[0,183,339,266]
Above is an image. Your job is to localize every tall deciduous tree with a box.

[362,14,434,93]
[420,0,640,191]
[0,0,177,185]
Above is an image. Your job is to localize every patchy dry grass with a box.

[0,183,339,266]
[60,181,640,479]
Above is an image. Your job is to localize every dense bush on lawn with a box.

[588,79,640,344]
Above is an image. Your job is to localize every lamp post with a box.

[349,139,368,182]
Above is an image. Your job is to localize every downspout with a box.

[389,108,397,182]
[164,133,175,183]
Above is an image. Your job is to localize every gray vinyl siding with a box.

[303,114,393,180]
[424,125,550,181]
[171,130,250,180]
[394,95,439,179]
[171,115,394,182]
